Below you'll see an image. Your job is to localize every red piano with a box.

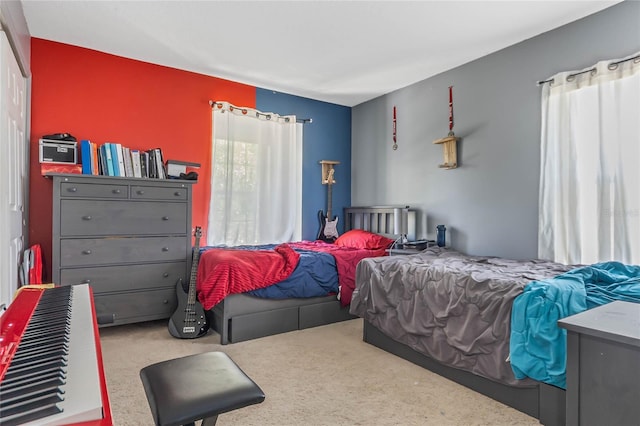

[0,284,113,425]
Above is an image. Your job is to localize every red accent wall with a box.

[30,39,255,281]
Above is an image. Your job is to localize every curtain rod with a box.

[537,53,640,86]
[209,100,312,124]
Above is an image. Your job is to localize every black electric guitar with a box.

[168,226,209,339]
[317,168,339,242]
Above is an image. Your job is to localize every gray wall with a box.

[352,1,640,260]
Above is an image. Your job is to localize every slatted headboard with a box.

[343,206,416,241]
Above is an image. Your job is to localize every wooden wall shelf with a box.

[433,135,458,169]
[319,160,339,184]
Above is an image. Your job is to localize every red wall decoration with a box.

[30,38,256,280]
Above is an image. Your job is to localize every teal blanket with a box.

[510,261,640,388]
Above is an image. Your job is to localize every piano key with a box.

[0,399,63,426]
[14,332,70,349]
[2,357,67,380]
[0,388,64,415]
[7,350,68,369]
[0,369,65,393]
[10,341,69,361]
[1,365,66,388]
[0,377,66,406]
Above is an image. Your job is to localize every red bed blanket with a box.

[197,244,300,310]
[197,241,387,310]
[288,241,387,306]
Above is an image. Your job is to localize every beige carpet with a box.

[99,318,539,426]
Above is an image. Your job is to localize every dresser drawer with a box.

[60,182,128,199]
[60,236,187,266]
[60,262,186,293]
[131,184,189,201]
[93,287,177,325]
[60,199,187,236]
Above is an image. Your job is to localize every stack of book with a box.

[80,140,168,178]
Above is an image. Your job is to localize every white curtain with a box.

[539,52,640,265]
[207,101,302,246]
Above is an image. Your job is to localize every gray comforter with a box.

[350,247,573,386]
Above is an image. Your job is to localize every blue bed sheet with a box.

[200,244,339,299]
[510,261,640,388]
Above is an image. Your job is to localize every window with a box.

[538,53,640,265]
[207,102,302,246]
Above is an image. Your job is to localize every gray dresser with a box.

[50,173,195,326]
[558,301,640,426]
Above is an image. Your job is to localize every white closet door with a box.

[0,31,27,309]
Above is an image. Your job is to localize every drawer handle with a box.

[174,191,181,196]
[68,187,78,193]
[162,216,170,221]
[163,272,169,278]
[81,279,91,284]
[82,250,92,255]
[82,215,92,221]
[162,247,169,252]
[137,190,145,195]
[112,189,121,194]
[163,299,169,304]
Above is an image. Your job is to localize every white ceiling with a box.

[21,0,621,107]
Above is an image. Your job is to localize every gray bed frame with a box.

[207,206,415,345]
[362,312,567,425]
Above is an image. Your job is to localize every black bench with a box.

[140,352,265,426]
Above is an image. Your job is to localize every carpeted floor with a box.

[99,318,540,425]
